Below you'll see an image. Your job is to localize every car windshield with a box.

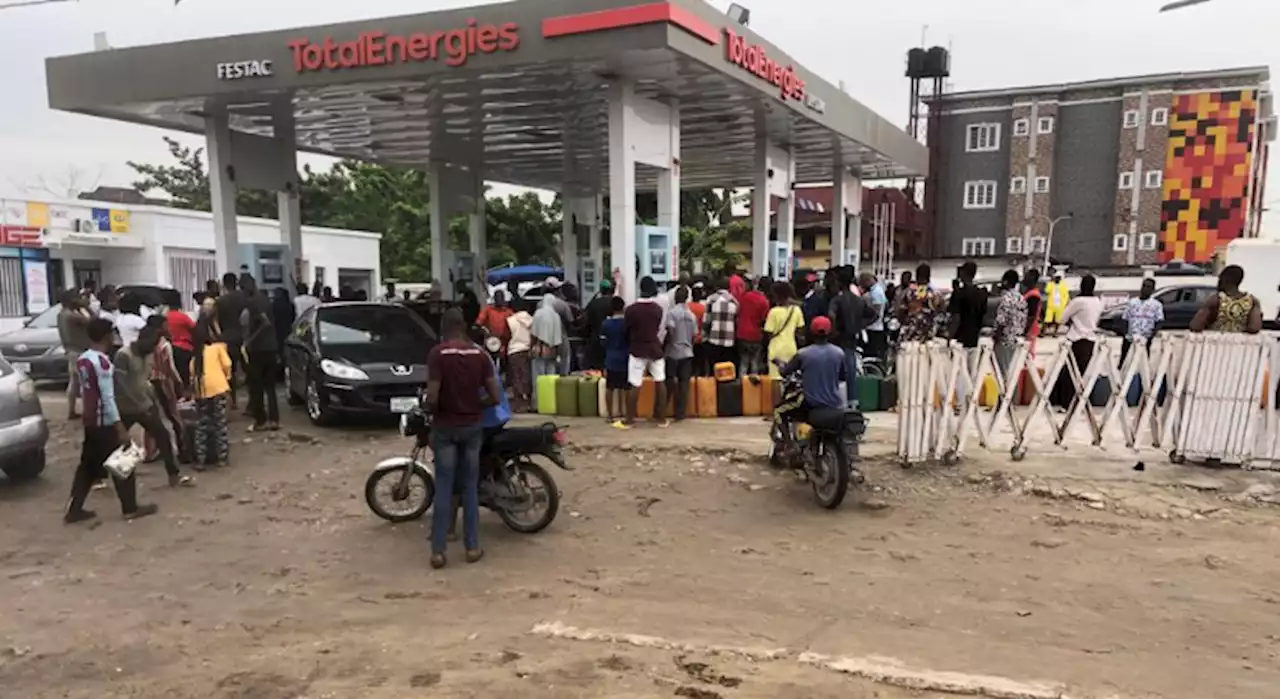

[25,304,62,329]
[318,306,435,347]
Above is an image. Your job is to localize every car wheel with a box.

[285,365,304,407]
[2,450,46,482]
[306,372,335,426]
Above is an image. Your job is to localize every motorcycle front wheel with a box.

[496,459,561,534]
[365,465,435,523]
[810,437,850,510]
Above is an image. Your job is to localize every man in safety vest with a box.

[1043,274,1070,337]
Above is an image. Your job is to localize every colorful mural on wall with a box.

[1159,89,1257,263]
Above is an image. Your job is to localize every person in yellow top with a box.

[763,282,805,378]
[189,320,232,469]
[1043,274,1070,337]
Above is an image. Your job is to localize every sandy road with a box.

[1,392,1279,699]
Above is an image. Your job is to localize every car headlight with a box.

[320,358,369,381]
[17,377,35,401]
[46,345,66,358]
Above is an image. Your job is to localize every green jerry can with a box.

[556,376,581,417]
[578,375,601,418]
[536,374,559,415]
[855,376,881,412]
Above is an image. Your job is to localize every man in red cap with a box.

[771,315,849,427]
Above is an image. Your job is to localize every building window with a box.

[1013,119,1030,137]
[1151,108,1169,126]
[1138,232,1158,251]
[1145,170,1163,189]
[1119,172,1135,190]
[963,180,998,209]
[1029,236,1047,253]
[1037,116,1055,134]
[1123,110,1140,128]
[1010,176,1027,194]
[966,123,1001,152]
[1034,176,1051,193]
[1006,237,1024,254]
[962,238,997,256]
[1113,234,1130,252]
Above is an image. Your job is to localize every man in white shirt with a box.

[114,295,148,347]
[293,282,321,317]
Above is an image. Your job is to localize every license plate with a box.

[390,397,417,413]
[12,362,30,374]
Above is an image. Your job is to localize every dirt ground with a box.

[2,389,1280,699]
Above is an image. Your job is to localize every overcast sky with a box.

[0,0,1274,232]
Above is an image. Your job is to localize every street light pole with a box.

[1040,213,1073,275]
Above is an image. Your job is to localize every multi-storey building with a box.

[926,67,1271,268]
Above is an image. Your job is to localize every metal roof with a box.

[45,0,927,192]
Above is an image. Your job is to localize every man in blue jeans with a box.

[425,308,502,569]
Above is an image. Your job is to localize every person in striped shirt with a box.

[64,318,159,524]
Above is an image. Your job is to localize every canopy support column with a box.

[830,166,862,269]
[205,110,239,275]
[272,100,303,286]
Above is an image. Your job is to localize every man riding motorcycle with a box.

[772,316,847,430]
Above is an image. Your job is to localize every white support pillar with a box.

[428,160,455,299]
[751,133,771,278]
[588,193,603,280]
[830,166,862,269]
[273,101,303,286]
[205,111,239,274]
[561,197,579,289]
[608,82,638,302]
[657,102,681,276]
[467,167,487,288]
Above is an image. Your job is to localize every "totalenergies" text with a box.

[288,20,520,73]
[723,28,805,103]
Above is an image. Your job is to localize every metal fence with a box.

[895,332,1280,470]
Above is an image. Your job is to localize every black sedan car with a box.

[0,304,70,383]
[283,302,438,425]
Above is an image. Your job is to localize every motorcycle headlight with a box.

[320,358,369,381]
[17,377,35,401]
[485,336,502,353]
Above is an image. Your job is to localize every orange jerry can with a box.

[694,376,718,417]
[1017,367,1046,406]
[713,361,737,382]
[636,377,656,418]
[742,376,764,417]
[758,374,779,414]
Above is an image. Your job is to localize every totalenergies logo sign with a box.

[288,20,520,73]
[724,28,806,103]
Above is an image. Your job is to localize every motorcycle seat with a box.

[808,408,866,433]
[487,423,558,452]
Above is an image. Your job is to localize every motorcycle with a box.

[364,399,571,533]
[767,369,866,509]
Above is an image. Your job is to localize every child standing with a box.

[600,296,630,428]
[190,321,232,468]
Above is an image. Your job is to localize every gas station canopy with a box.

[45,0,927,193]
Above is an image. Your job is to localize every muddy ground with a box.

[2,391,1279,699]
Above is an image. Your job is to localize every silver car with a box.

[0,356,49,482]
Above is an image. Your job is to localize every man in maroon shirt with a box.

[735,276,770,375]
[624,276,669,426]
[425,308,502,569]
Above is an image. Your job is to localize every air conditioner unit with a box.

[77,219,96,234]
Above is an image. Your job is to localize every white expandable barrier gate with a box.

[895,332,1280,469]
